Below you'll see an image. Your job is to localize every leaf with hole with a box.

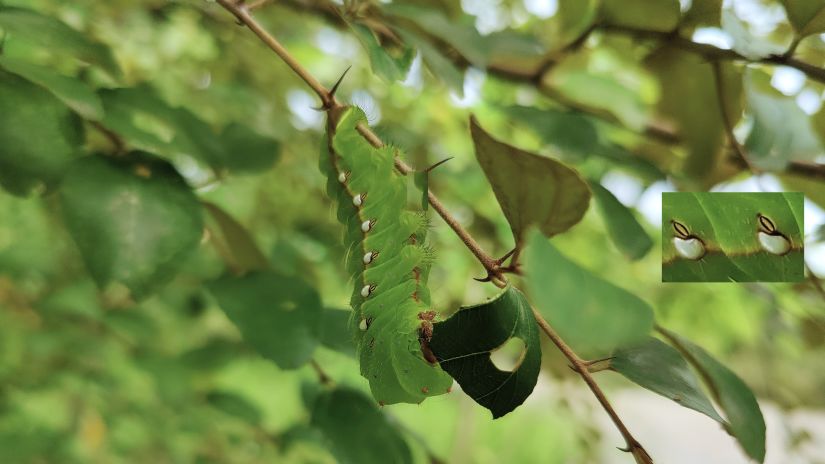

[59,152,203,298]
[429,286,540,418]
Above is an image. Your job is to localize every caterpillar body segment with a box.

[322,106,452,404]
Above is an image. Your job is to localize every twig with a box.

[212,4,650,459]
[532,307,652,463]
[310,359,333,385]
[711,60,759,174]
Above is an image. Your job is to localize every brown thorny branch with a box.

[213,0,652,461]
[277,0,825,181]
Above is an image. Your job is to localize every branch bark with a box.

[212,1,652,460]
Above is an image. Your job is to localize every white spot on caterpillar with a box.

[359,318,368,331]
[337,171,347,183]
[758,231,791,255]
[673,237,705,260]
[363,251,378,264]
[353,194,363,207]
[361,219,374,232]
[361,284,374,298]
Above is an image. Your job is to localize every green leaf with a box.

[208,271,322,369]
[59,152,204,297]
[0,6,119,76]
[0,69,83,195]
[311,388,413,464]
[217,123,280,174]
[645,46,743,182]
[659,328,766,463]
[394,27,464,95]
[203,201,269,273]
[99,86,246,172]
[524,230,654,356]
[589,180,653,260]
[745,71,823,170]
[662,192,804,282]
[601,0,682,32]
[722,9,786,59]
[349,22,415,83]
[206,391,262,425]
[429,287,540,418]
[611,337,725,423]
[681,0,723,29]
[0,56,103,119]
[501,105,600,160]
[781,0,825,36]
[469,116,591,242]
[319,309,356,357]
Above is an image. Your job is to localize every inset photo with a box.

[662,192,804,282]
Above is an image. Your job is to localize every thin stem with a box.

[215,0,332,106]
[310,359,332,385]
[711,60,759,174]
[532,307,651,462]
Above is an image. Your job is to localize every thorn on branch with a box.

[425,157,454,173]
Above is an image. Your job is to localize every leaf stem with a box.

[532,307,652,463]
[711,60,759,174]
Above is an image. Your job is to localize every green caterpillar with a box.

[321,106,452,404]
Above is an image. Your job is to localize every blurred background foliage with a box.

[1,0,825,462]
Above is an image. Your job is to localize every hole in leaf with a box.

[490,337,527,372]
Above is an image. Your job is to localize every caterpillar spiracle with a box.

[321,106,453,405]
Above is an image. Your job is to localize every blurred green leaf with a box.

[311,388,413,464]
[589,181,653,260]
[430,286,540,418]
[59,152,203,297]
[0,69,83,195]
[217,122,280,174]
[208,271,322,369]
[660,328,766,463]
[0,56,103,119]
[203,201,269,273]
[681,0,723,28]
[611,337,725,423]
[746,72,823,170]
[722,9,786,59]
[394,27,464,95]
[470,116,591,242]
[780,0,825,36]
[645,47,743,182]
[206,391,262,425]
[502,105,599,160]
[0,6,119,76]
[319,309,355,357]
[524,230,654,356]
[601,0,681,32]
[349,22,415,83]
